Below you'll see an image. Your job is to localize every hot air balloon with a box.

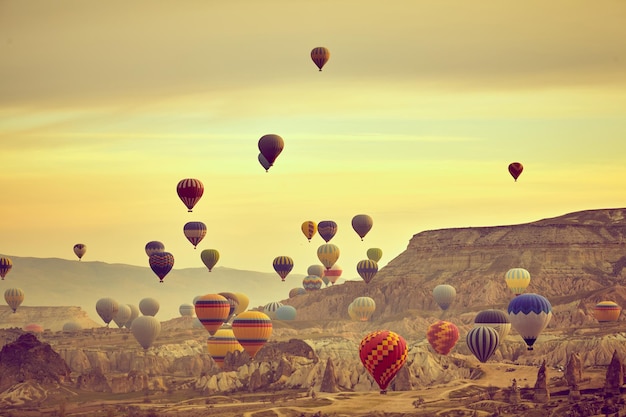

[317,243,340,269]
[232,310,273,359]
[367,248,383,263]
[4,288,24,313]
[0,257,13,280]
[63,322,83,332]
[24,323,44,333]
[131,315,161,350]
[474,309,511,341]
[275,305,297,320]
[183,221,207,249]
[508,162,524,181]
[324,263,342,285]
[125,304,140,329]
[356,259,378,284]
[273,256,294,281]
[218,292,239,323]
[301,221,317,242]
[73,243,86,260]
[233,293,249,315]
[347,302,358,321]
[594,301,622,322]
[426,320,460,355]
[352,214,373,241]
[466,325,500,363]
[359,330,408,394]
[303,275,324,291]
[145,241,165,257]
[433,284,456,311]
[201,249,220,272]
[507,293,552,350]
[307,264,325,279]
[263,301,284,319]
[207,327,244,369]
[149,252,174,283]
[113,304,132,328]
[289,287,307,298]
[96,298,119,327]
[351,297,376,321]
[317,220,338,242]
[258,153,271,172]
[179,303,195,317]
[177,178,204,212]
[310,47,330,71]
[139,297,160,317]
[258,134,284,169]
[505,268,531,296]
[195,294,230,336]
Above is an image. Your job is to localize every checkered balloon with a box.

[359,330,408,393]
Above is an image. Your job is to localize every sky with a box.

[1,0,625,279]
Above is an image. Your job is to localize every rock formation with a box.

[320,357,339,393]
[565,352,582,402]
[533,360,549,403]
[604,350,623,398]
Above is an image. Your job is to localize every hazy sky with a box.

[1,1,625,278]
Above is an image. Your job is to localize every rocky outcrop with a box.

[533,360,549,403]
[0,333,71,392]
[565,352,582,402]
[604,350,623,397]
[320,357,339,393]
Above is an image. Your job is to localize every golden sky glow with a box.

[1,1,625,277]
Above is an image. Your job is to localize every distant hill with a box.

[0,257,309,323]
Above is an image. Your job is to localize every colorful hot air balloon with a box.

[149,252,174,283]
[433,284,456,311]
[258,134,284,169]
[505,268,531,296]
[113,304,132,328]
[263,301,284,319]
[351,297,376,321]
[275,305,297,320]
[96,298,119,327]
[324,263,342,285]
[218,292,239,323]
[131,315,161,350]
[317,243,340,269]
[200,249,220,272]
[303,275,323,291]
[366,248,383,263]
[474,309,511,341]
[352,214,373,241]
[207,327,244,369]
[507,293,552,350]
[466,325,500,363]
[179,303,195,317]
[301,221,317,242]
[233,293,249,315]
[427,320,460,356]
[73,244,86,261]
[4,288,24,313]
[317,220,338,242]
[310,47,330,71]
[594,301,622,322]
[139,297,160,316]
[177,178,204,212]
[183,221,207,249]
[195,294,230,336]
[289,287,307,298]
[258,153,271,172]
[508,162,524,182]
[145,241,165,257]
[232,310,273,359]
[359,330,408,394]
[0,257,13,280]
[273,256,294,281]
[24,323,44,333]
[356,259,378,284]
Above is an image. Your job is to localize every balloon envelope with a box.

[505,268,531,296]
[195,294,230,336]
[466,325,500,363]
[113,304,132,328]
[4,288,24,313]
[179,303,195,317]
[356,259,378,284]
[351,297,376,321]
[351,214,373,240]
[149,252,174,282]
[594,301,622,322]
[233,293,249,315]
[310,46,330,71]
[366,248,383,263]
[139,297,160,317]
[474,309,511,341]
[131,315,161,350]
[96,298,119,326]
[507,293,552,350]
[272,256,294,281]
[301,221,317,242]
[145,241,165,257]
[289,287,307,298]
[359,330,408,393]
[307,264,325,279]
[232,310,273,359]
[317,220,338,242]
[433,284,456,310]
[218,292,239,323]
[207,327,244,369]
[427,320,460,355]
[73,244,86,260]
[258,134,284,167]
[508,162,524,181]
[200,249,220,272]
[0,257,12,280]
[324,263,342,285]
[183,221,207,249]
[317,243,340,269]
[177,178,204,212]
[275,305,297,320]
[125,304,140,329]
[263,301,284,319]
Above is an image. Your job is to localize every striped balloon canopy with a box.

[176,178,204,212]
[195,294,231,336]
[149,252,174,283]
[218,292,239,323]
[594,301,622,322]
[351,297,376,321]
[474,309,511,341]
[427,320,460,356]
[507,293,552,350]
[0,257,12,280]
[183,221,207,249]
[232,311,273,359]
[433,284,456,311]
[504,268,531,296]
[466,325,500,363]
[359,330,408,394]
[207,327,244,369]
[317,243,340,269]
[200,249,220,272]
[272,256,294,281]
[303,275,323,291]
[310,46,330,71]
[263,301,284,319]
[356,259,378,284]
[4,287,24,313]
[145,241,165,257]
[301,221,317,242]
